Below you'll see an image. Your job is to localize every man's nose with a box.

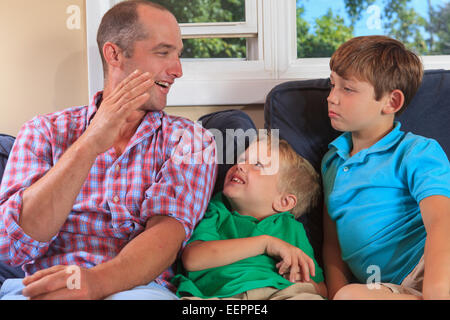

[169,56,183,79]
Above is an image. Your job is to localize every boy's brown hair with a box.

[329,35,424,115]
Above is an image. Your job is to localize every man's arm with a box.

[22,215,185,299]
[322,204,353,299]
[19,70,153,242]
[420,195,450,300]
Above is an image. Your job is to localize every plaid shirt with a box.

[0,92,217,291]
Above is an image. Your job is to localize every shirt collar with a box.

[87,91,103,125]
[329,121,405,162]
[214,192,294,223]
[86,91,165,143]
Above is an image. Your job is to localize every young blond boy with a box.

[322,36,450,300]
[172,136,327,299]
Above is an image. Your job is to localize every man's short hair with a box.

[96,0,169,77]
[329,35,424,115]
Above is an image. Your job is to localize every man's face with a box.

[122,7,183,112]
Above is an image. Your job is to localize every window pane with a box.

[150,0,245,23]
[181,38,247,59]
[297,0,450,58]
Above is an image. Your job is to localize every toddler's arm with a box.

[420,195,450,300]
[182,235,315,282]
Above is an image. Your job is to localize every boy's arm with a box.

[322,204,353,299]
[420,195,450,300]
[182,235,316,282]
[306,279,328,298]
[182,237,267,271]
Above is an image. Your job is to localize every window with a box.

[86,0,450,106]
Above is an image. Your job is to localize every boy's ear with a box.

[273,193,297,213]
[103,42,125,69]
[383,89,405,115]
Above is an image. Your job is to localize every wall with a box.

[0,0,89,136]
[0,0,263,137]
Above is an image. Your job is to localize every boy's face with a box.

[327,71,391,134]
[222,140,285,220]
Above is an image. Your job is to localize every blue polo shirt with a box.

[322,122,450,284]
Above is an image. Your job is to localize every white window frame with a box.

[86,0,450,106]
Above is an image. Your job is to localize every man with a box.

[0,1,217,299]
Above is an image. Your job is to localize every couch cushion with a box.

[396,69,450,157]
[0,134,15,184]
[199,110,257,195]
[264,69,450,267]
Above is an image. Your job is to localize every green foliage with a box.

[151,0,244,23]
[150,0,246,58]
[431,2,450,54]
[148,0,449,59]
[342,0,448,55]
[297,7,354,58]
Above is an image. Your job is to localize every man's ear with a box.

[273,193,297,213]
[383,89,405,115]
[103,42,124,69]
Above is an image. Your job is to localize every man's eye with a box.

[344,87,354,92]
[157,52,169,56]
[255,162,263,168]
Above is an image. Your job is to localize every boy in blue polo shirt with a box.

[322,35,450,300]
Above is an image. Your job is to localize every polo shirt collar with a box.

[329,121,404,162]
[215,192,293,223]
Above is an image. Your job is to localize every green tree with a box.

[430,2,450,54]
[151,0,246,58]
[342,0,439,55]
[297,7,354,58]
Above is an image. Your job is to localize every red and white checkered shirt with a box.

[0,92,217,291]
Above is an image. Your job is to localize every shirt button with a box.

[113,195,120,203]
[115,165,120,171]
[343,166,349,172]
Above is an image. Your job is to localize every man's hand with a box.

[22,265,102,300]
[265,236,316,283]
[81,69,154,156]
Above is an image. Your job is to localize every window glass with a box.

[150,0,247,58]
[297,0,450,58]
[182,38,247,59]
[151,0,245,23]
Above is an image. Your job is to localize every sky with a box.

[297,0,448,36]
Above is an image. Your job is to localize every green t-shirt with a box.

[171,192,324,298]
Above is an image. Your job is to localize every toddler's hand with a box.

[265,236,315,283]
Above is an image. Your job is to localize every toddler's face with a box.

[223,140,283,220]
